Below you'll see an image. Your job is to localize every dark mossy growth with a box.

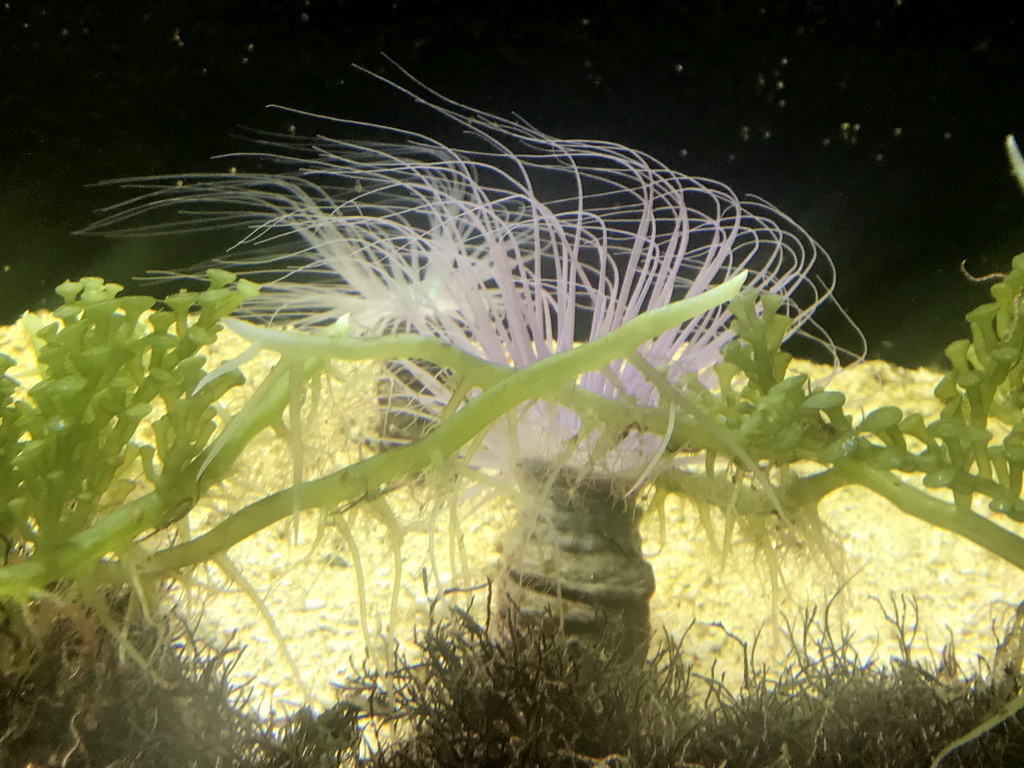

[3,589,1023,768]
[689,596,1024,767]
[243,703,362,768]
[0,585,254,768]
[333,598,1024,768]
[339,604,694,768]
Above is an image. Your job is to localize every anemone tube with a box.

[89,69,839,658]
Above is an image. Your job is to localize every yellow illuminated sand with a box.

[171,335,1024,721]
[4,314,1024,725]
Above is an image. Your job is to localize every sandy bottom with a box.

[4,313,1023,728]
[170,349,1024,723]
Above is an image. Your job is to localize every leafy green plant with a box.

[134,271,749,576]
[639,262,1024,766]
[6,262,1024,764]
[0,270,257,601]
[8,254,1024,633]
[0,262,747,707]
[0,269,746,601]
[652,271,1024,575]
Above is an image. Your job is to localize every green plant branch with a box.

[142,271,748,574]
[834,459,1024,571]
[0,481,191,600]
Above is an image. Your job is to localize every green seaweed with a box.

[0,269,747,600]
[0,271,256,601]
[5,140,1024,763]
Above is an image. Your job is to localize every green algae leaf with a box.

[0,272,254,600]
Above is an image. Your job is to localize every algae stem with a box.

[145,272,747,574]
[0,273,744,597]
[836,459,1024,572]
[0,488,187,600]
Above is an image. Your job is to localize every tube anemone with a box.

[87,65,844,658]
[89,71,837,472]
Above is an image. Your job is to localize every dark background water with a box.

[1,0,1023,367]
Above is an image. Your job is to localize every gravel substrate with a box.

[174,336,1024,722]
[5,313,1024,726]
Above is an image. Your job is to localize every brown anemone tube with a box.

[493,459,656,665]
